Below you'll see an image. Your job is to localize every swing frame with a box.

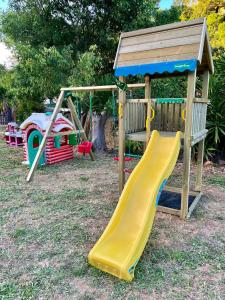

[26,84,145,182]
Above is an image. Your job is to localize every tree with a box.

[69,46,113,151]
[1,0,183,150]
[2,0,159,72]
[177,0,225,49]
[4,45,73,121]
[176,0,225,159]
[206,54,225,160]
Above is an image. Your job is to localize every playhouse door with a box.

[28,130,45,167]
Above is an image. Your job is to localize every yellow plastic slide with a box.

[88,130,181,281]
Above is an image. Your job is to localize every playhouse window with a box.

[60,136,67,146]
[33,135,39,148]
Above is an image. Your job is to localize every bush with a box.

[205,54,225,160]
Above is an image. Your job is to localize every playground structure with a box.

[114,17,213,220]
[5,122,23,147]
[26,18,213,280]
[88,18,214,280]
[20,113,75,166]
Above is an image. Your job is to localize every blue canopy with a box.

[114,59,197,77]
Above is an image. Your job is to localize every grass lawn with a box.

[0,126,225,299]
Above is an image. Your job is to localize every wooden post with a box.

[195,70,209,191]
[118,76,126,193]
[145,75,151,144]
[26,91,64,182]
[67,97,95,161]
[181,70,196,219]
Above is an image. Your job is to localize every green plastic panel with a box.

[27,130,45,167]
[54,136,61,148]
[156,98,185,104]
[69,134,78,146]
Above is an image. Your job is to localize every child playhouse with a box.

[26,18,213,281]
[20,113,75,166]
[5,122,23,147]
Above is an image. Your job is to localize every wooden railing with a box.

[191,100,208,144]
[124,99,185,133]
[125,101,146,133]
[124,98,208,141]
[151,102,185,132]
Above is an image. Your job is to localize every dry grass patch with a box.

[0,133,224,299]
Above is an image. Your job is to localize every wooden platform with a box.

[125,130,207,143]
[125,131,183,142]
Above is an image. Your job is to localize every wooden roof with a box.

[114,18,214,75]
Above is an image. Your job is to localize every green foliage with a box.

[2,0,160,71]
[208,176,225,187]
[0,0,183,120]
[205,54,225,159]
[69,45,115,113]
[69,45,103,87]
[4,45,73,120]
[125,140,144,156]
[179,0,225,49]
[155,5,183,26]
[15,45,73,98]
[152,77,187,98]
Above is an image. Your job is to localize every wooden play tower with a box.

[114,18,214,219]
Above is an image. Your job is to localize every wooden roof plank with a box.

[205,29,214,74]
[198,18,207,63]
[120,35,201,54]
[121,24,202,47]
[118,44,200,63]
[113,34,122,69]
[121,18,205,38]
[117,53,199,67]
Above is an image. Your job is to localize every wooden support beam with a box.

[125,98,148,103]
[157,205,180,217]
[61,83,145,92]
[195,70,209,191]
[191,129,208,146]
[116,97,208,104]
[187,192,203,218]
[181,70,197,219]
[118,76,126,193]
[26,91,64,182]
[145,75,151,144]
[194,97,209,104]
[67,97,95,161]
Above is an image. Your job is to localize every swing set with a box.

[26,83,145,182]
[63,91,94,156]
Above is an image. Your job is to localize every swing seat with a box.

[78,141,93,154]
[113,157,134,162]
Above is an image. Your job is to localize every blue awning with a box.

[114,59,197,76]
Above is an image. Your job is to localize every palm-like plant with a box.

[206,54,225,159]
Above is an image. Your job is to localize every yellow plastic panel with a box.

[88,130,181,281]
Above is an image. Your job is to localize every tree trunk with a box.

[92,111,108,152]
[84,112,90,138]
[3,100,13,123]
